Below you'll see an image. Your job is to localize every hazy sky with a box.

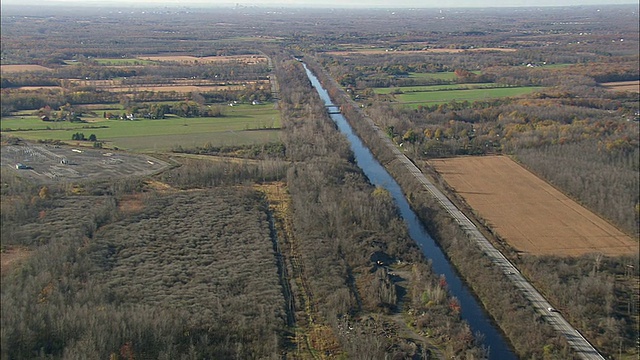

[1,0,637,7]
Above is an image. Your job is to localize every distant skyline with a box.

[1,0,638,8]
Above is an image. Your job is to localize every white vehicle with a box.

[547,307,558,313]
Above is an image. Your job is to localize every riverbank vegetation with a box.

[305,46,638,358]
[304,58,574,359]
[271,53,487,358]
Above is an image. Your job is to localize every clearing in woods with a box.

[429,155,637,256]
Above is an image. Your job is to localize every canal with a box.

[303,63,517,360]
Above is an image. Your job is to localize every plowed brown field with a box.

[1,65,52,73]
[137,55,267,64]
[325,47,516,56]
[429,155,637,256]
[600,80,640,93]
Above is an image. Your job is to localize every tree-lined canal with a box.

[303,63,517,360]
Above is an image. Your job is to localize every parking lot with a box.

[1,142,170,184]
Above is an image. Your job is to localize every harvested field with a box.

[0,65,52,73]
[429,155,637,256]
[14,86,61,91]
[325,47,516,56]
[105,85,245,92]
[137,54,267,64]
[68,78,267,92]
[600,80,640,93]
[72,79,267,87]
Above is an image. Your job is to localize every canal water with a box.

[303,63,517,360]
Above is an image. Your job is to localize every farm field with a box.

[374,83,499,94]
[600,80,640,93]
[68,78,267,88]
[390,86,543,106]
[91,58,157,66]
[324,47,516,56]
[60,79,267,92]
[137,54,267,64]
[0,64,52,73]
[89,84,245,93]
[428,155,637,256]
[1,104,280,151]
[10,86,61,91]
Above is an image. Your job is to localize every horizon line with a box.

[1,1,638,10]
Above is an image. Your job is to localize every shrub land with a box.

[1,187,287,358]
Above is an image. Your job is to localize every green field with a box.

[94,58,157,65]
[1,104,280,152]
[538,63,572,69]
[374,83,498,95]
[390,86,544,106]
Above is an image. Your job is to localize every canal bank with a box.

[302,63,518,360]
[301,57,586,359]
